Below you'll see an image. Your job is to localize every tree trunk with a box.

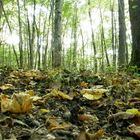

[118,0,127,68]
[52,0,63,68]
[72,2,78,69]
[88,0,97,73]
[100,8,110,67]
[129,0,140,68]
[17,0,23,68]
[111,0,116,70]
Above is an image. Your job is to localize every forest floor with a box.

[0,67,140,140]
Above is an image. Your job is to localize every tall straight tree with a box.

[52,0,63,68]
[129,0,140,68]
[17,0,23,68]
[72,2,78,69]
[118,0,127,68]
[88,0,97,73]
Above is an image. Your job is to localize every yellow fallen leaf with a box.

[25,90,35,96]
[114,100,126,108]
[80,81,88,88]
[47,89,73,100]
[10,92,32,113]
[83,93,103,100]
[40,109,50,113]
[0,84,14,90]
[1,94,11,112]
[93,128,105,140]
[81,88,108,95]
[129,79,140,89]
[1,92,33,113]
[126,108,140,117]
[31,96,42,102]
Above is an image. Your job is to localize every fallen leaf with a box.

[77,128,105,140]
[1,92,32,113]
[78,114,98,123]
[40,109,50,113]
[126,108,140,117]
[128,124,140,138]
[81,88,108,100]
[46,117,71,132]
[0,84,14,90]
[46,89,73,100]
[1,94,11,112]
[108,112,135,122]
[114,100,126,108]
[80,81,88,88]
[129,79,140,89]
[83,93,103,100]
[10,92,32,113]
[92,128,105,140]
[25,90,35,96]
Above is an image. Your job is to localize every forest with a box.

[0,0,140,140]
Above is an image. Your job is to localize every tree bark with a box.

[88,0,97,73]
[52,0,63,68]
[129,0,140,68]
[17,0,23,68]
[118,0,127,68]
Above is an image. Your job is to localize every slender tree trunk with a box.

[52,0,63,68]
[42,11,51,69]
[72,2,78,69]
[80,27,85,70]
[118,0,127,68]
[100,27,104,72]
[88,0,97,73]
[100,8,110,67]
[31,0,36,69]
[17,0,23,68]
[110,0,116,69]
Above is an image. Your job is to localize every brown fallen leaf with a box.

[128,124,140,138]
[1,92,32,113]
[108,112,135,122]
[46,117,71,132]
[93,128,105,140]
[80,81,88,88]
[1,94,11,112]
[77,128,105,140]
[78,114,98,123]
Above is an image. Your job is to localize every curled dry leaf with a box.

[108,112,135,122]
[129,79,140,89]
[81,88,108,100]
[1,92,32,113]
[77,128,105,140]
[25,90,35,96]
[46,117,71,132]
[128,124,140,138]
[0,84,14,90]
[45,89,73,100]
[80,81,88,88]
[78,114,99,123]
[129,98,140,105]
[1,94,11,112]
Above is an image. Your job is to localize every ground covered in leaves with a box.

[0,67,140,140]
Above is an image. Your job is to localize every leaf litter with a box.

[0,68,140,139]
